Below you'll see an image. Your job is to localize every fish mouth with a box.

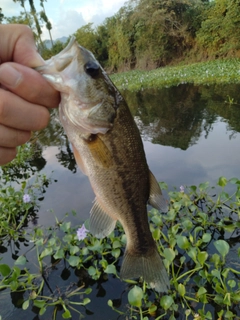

[35,36,77,73]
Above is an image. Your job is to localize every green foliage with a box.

[0,7,4,24]
[41,40,66,60]
[74,23,98,55]
[0,169,239,319]
[111,58,240,91]
[196,0,240,59]
[6,0,240,71]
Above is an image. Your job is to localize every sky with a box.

[1,0,126,40]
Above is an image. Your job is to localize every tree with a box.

[196,0,240,58]
[40,0,53,47]
[5,13,33,26]
[0,8,5,23]
[74,23,99,55]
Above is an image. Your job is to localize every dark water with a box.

[1,83,240,319]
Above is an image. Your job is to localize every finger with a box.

[0,63,60,108]
[0,24,44,67]
[0,147,17,166]
[0,89,50,131]
[0,124,31,148]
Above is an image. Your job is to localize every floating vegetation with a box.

[111,58,240,91]
[0,174,239,319]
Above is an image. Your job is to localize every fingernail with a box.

[0,64,22,88]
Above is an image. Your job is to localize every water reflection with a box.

[1,84,240,319]
[124,83,240,149]
[25,83,240,225]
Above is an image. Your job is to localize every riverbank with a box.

[111,58,240,91]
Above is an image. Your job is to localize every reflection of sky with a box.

[147,119,240,188]
[37,119,240,226]
[37,146,94,226]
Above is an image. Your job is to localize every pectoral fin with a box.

[87,135,113,168]
[72,144,87,175]
[89,199,117,238]
[148,171,168,213]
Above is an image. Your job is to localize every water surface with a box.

[1,83,240,319]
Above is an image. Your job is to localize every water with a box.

[0,84,240,319]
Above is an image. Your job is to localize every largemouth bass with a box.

[37,37,170,292]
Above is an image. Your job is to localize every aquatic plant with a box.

[111,58,240,92]
[0,173,239,319]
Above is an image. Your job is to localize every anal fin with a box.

[148,171,168,213]
[89,199,117,238]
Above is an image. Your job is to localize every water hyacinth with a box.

[76,224,88,240]
[23,194,31,203]
[180,185,184,193]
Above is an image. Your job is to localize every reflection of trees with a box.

[36,110,77,173]
[199,84,240,136]
[123,84,240,150]
[124,85,206,150]
[56,137,77,173]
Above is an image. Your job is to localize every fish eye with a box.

[84,61,100,78]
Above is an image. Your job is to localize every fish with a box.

[36,37,170,292]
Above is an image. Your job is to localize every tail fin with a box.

[120,248,170,292]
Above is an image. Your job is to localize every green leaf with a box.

[112,240,122,249]
[53,249,65,260]
[197,251,208,266]
[211,269,221,279]
[178,283,185,297]
[62,309,71,319]
[197,287,207,296]
[223,293,231,306]
[164,248,175,263]
[15,255,27,266]
[160,295,174,311]
[176,235,190,250]
[205,311,212,319]
[224,310,234,319]
[202,233,211,243]
[108,300,113,307]
[228,280,236,288]
[218,176,227,187]
[111,248,121,258]
[0,264,11,276]
[60,221,71,232]
[69,245,79,255]
[22,300,29,310]
[214,240,229,258]
[128,286,143,308]
[34,300,46,309]
[199,181,209,191]
[82,298,91,305]
[182,219,193,230]
[88,266,96,276]
[40,247,53,259]
[187,247,197,262]
[224,224,236,233]
[105,264,117,275]
[68,255,79,267]
[85,288,92,295]
[39,307,46,316]
[152,228,160,240]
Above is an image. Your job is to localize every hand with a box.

[0,24,60,165]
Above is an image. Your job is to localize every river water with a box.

[0,83,240,319]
